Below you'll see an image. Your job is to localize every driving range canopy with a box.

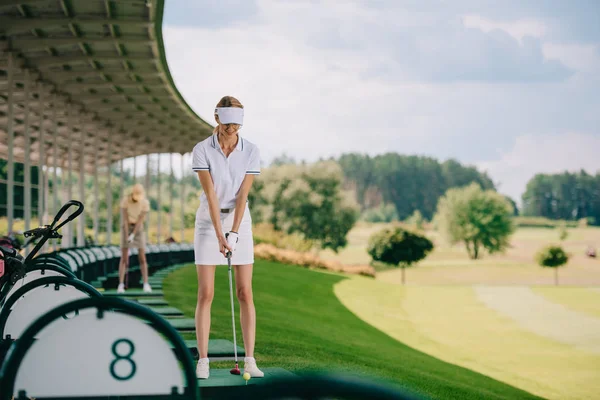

[0,0,214,172]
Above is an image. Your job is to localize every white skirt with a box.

[194,203,254,266]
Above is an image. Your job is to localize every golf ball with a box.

[243,372,251,381]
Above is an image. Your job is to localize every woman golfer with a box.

[192,96,263,379]
[117,183,152,293]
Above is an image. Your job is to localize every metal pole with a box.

[145,154,150,191]
[6,53,15,233]
[52,96,59,251]
[93,134,99,244]
[119,145,125,246]
[38,84,45,227]
[77,119,85,247]
[156,153,161,244]
[180,153,185,242]
[169,152,174,239]
[23,71,32,237]
[145,153,150,242]
[66,108,73,247]
[106,135,113,245]
[133,155,137,182]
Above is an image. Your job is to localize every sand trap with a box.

[475,286,600,354]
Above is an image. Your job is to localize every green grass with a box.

[163,261,541,400]
[336,278,600,400]
[319,223,600,285]
[532,287,600,319]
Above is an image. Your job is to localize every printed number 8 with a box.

[110,339,137,381]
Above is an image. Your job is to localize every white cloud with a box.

[477,132,600,203]
[162,1,599,202]
[542,43,600,74]
[462,14,547,43]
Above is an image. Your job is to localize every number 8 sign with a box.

[110,339,137,381]
[0,297,198,400]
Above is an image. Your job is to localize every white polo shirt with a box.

[192,133,261,209]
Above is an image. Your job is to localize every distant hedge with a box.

[513,217,579,229]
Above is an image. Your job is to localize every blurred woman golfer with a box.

[192,96,263,379]
[117,183,152,293]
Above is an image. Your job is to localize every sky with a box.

[160,0,600,203]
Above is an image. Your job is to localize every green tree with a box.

[362,203,399,223]
[367,227,434,284]
[558,221,569,241]
[338,153,496,220]
[522,170,600,225]
[258,161,359,252]
[405,209,425,230]
[536,245,569,285]
[435,183,515,259]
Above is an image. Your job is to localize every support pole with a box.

[93,134,99,244]
[66,107,73,247]
[119,145,125,246]
[23,71,32,237]
[169,153,174,239]
[106,134,113,245]
[77,119,85,247]
[6,53,15,233]
[133,155,137,182]
[180,153,185,242]
[156,153,161,244]
[145,153,150,242]
[52,96,59,251]
[38,84,45,227]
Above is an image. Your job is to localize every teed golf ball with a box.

[243,372,251,381]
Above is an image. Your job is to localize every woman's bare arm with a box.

[121,208,129,236]
[231,175,255,233]
[197,170,225,238]
[133,211,146,234]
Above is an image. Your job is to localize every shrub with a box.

[361,203,399,223]
[405,210,425,230]
[435,183,514,259]
[367,227,433,284]
[254,243,375,277]
[536,245,569,285]
[513,216,578,229]
[558,222,568,241]
[252,223,313,252]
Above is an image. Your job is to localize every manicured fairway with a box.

[320,224,600,285]
[335,277,600,400]
[163,261,541,399]
[532,287,600,319]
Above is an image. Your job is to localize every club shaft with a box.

[227,256,238,362]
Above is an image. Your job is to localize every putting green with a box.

[334,277,600,400]
[532,287,600,319]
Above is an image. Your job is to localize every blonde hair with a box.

[214,96,244,134]
[130,183,145,202]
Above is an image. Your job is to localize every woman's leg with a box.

[138,248,149,284]
[196,265,216,359]
[234,264,255,358]
[118,247,128,285]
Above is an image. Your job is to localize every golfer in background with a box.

[192,96,263,379]
[117,183,152,293]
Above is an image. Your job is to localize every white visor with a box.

[215,107,244,125]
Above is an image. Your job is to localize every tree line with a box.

[337,153,496,220]
[522,170,600,225]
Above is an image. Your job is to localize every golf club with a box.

[124,247,130,289]
[227,250,241,375]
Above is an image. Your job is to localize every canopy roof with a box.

[0,0,214,171]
